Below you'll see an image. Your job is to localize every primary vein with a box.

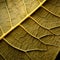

[0,0,46,40]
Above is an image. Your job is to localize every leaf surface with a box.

[4,26,47,52]
[0,0,45,38]
[0,40,30,60]
[0,40,59,60]
[21,17,52,39]
[43,0,60,17]
[31,7,60,29]
[0,0,60,60]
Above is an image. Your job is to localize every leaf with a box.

[50,27,60,35]
[27,46,59,60]
[0,55,5,60]
[0,28,3,36]
[21,17,53,39]
[0,0,45,38]
[31,7,60,29]
[4,26,47,52]
[0,40,30,60]
[42,0,60,17]
[0,40,59,60]
[40,35,60,47]
[0,0,60,60]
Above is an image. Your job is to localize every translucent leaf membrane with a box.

[31,7,60,29]
[0,0,46,38]
[0,0,60,60]
[50,27,60,35]
[0,1,12,33]
[0,0,4,2]
[21,17,60,47]
[43,0,60,17]
[6,0,27,26]
[0,55,5,60]
[0,40,30,60]
[6,0,45,26]
[4,26,47,52]
[27,46,59,60]
[0,29,3,37]
[23,0,40,13]
[21,18,52,39]
[40,35,60,47]
[23,0,46,15]
[0,40,59,60]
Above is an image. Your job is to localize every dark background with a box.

[55,52,60,60]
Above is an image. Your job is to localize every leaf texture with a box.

[0,55,5,60]
[0,0,45,38]
[21,17,52,39]
[42,0,60,17]
[0,40,30,60]
[4,26,47,52]
[31,7,60,29]
[0,40,59,60]
[0,0,60,60]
